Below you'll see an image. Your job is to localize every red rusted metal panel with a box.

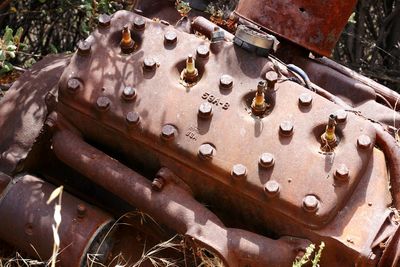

[235,0,357,56]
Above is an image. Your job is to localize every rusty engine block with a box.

[1,1,400,266]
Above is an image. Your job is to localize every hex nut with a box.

[265,71,278,89]
[220,74,233,90]
[196,45,210,58]
[335,109,347,123]
[151,177,164,191]
[259,153,275,168]
[231,164,247,179]
[335,164,350,182]
[357,135,371,149]
[161,125,177,140]
[133,17,145,30]
[122,86,137,101]
[98,14,111,27]
[96,96,111,111]
[126,111,140,125]
[279,121,294,136]
[67,78,80,93]
[198,144,214,159]
[77,203,87,218]
[264,180,280,197]
[303,195,319,212]
[164,31,177,44]
[299,93,313,106]
[77,40,91,56]
[143,57,156,71]
[198,102,213,118]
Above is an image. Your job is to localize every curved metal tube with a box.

[374,124,400,209]
[52,129,309,267]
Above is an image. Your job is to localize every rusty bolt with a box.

[264,180,280,197]
[357,135,371,149]
[196,45,210,58]
[96,96,111,111]
[122,86,137,101]
[259,153,275,168]
[77,40,91,56]
[302,195,319,213]
[143,57,156,71]
[198,144,214,159]
[299,93,313,106]
[198,102,213,118]
[265,71,278,89]
[67,78,80,93]
[335,164,349,182]
[220,74,233,90]
[133,17,145,30]
[25,223,34,236]
[231,164,247,179]
[335,109,347,123]
[98,14,111,27]
[151,177,165,191]
[77,203,87,218]
[164,31,177,44]
[161,125,177,140]
[126,111,140,125]
[279,121,294,136]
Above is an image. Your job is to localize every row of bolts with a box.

[69,14,373,213]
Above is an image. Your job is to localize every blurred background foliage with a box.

[0,0,399,90]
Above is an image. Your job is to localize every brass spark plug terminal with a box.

[120,25,135,54]
[251,81,269,116]
[321,114,338,147]
[181,54,199,84]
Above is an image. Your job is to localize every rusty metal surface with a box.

[52,129,310,267]
[0,174,113,267]
[57,10,376,229]
[235,0,357,56]
[0,4,399,266]
[0,54,70,175]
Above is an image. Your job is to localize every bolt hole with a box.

[299,7,305,12]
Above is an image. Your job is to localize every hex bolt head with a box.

[357,135,371,149]
[161,125,177,140]
[231,164,247,179]
[299,93,313,106]
[303,195,319,212]
[265,71,278,89]
[220,74,233,90]
[198,102,213,118]
[264,180,280,197]
[98,14,111,27]
[77,40,91,56]
[96,96,111,111]
[126,111,140,125]
[122,86,137,101]
[133,17,145,30]
[259,153,275,168]
[77,203,87,218]
[143,57,156,71]
[151,177,165,192]
[196,45,210,58]
[335,164,350,182]
[67,78,80,93]
[164,31,177,44]
[198,144,214,159]
[335,109,347,123]
[279,121,294,136]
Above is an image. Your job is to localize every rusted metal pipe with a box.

[0,174,114,267]
[318,57,400,110]
[191,16,234,41]
[52,129,309,267]
[373,124,400,210]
